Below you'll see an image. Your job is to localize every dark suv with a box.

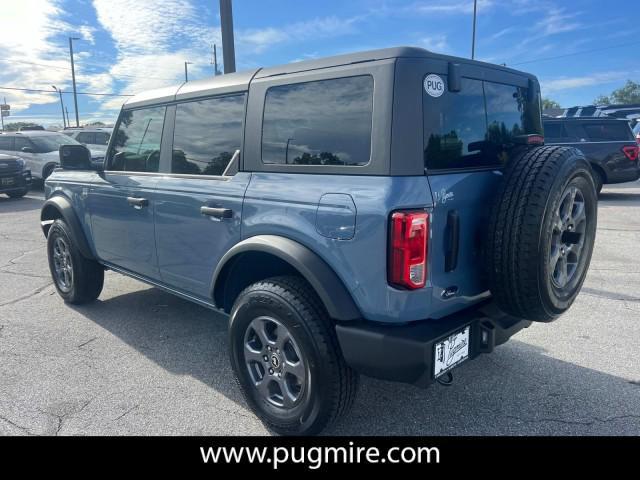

[544,117,639,192]
[41,47,598,435]
[0,153,31,198]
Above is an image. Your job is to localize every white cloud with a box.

[420,35,448,52]
[237,16,362,54]
[541,71,636,94]
[0,0,73,112]
[408,0,494,15]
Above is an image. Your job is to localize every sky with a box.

[0,0,637,127]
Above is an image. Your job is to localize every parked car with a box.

[633,122,640,144]
[41,47,598,435]
[544,118,640,193]
[0,131,94,180]
[0,153,31,198]
[64,127,111,160]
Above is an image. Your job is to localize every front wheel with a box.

[229,276,358,435]
[47,219,104,304]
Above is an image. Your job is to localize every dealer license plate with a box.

[434,326,470,378]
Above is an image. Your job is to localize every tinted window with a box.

[108,106,165,172]
[172,95,245,176]
[14,137,32,152]
[262,76,373,166]
[424,77,542,170]
[0,136,13,150]
[29,134,79,153]
[543,122,573,142]
[94,132,111,145]
[75,132,94,144]
[580,122,633,142]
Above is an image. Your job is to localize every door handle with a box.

[200,206,233,219]
[127,197,149,208]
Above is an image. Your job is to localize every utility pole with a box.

[65,107,71,128]
[219,0,236,73]
[471,0,478,60]
[212,44,220,76]
[184,61,193,82]
[68,37,80,126]
[52,86,66,128]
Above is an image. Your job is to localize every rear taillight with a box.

[389,211,428,290]
[635,133,640,146]
[622,145,639,161]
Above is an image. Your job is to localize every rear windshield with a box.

[544,121,634,143]
[423,76,542,170]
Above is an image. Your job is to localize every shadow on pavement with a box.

[70,284,640,436]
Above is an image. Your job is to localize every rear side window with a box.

[108,106,166,172]
[578,122,633,142]
[262,76,373,166]
[75,132,94,144]
[424,77,542,170]
[544,122,572,143]
[171,94,245,176]
[0,136,14,150]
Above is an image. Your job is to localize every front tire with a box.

[47,219,104,304]
[229,276,358,435]
[7,188,28,198]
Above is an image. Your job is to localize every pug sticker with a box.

[424,74,445,98]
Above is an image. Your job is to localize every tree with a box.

[85,121,107,127]
[2,122,43,132]
[594,80,640,105]
[542,98,561,109]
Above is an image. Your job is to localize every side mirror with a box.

[21,146,35,154]
[59,144,93,170]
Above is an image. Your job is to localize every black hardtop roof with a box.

[124,46,537,109]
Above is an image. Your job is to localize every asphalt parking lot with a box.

[0,182,639,436]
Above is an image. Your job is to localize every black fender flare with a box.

[211,235,361,321]
[40,195,95,260]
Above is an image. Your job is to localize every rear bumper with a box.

[336,302,531,387]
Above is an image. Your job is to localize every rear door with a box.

[423,69,542,311]
[153,94,250,300]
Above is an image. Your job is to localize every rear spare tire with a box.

[486,146,597,322]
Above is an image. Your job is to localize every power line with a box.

[510,41,640,66]
[0,86,133,97]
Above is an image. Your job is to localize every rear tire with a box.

[47,219,104,304]
[485,146,597,322]
[592,168,604,194]
[229,275,358,435]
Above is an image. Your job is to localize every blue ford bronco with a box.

[41,47,598,435]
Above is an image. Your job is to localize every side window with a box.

[171,94,245,176]
[543,122,565,142]
[424,77,487,170]
[0,136,13,150]
[581,122,633,142]
[75,132,95,144]
[262,76,373,166]
[94,132,111,145]
[107,106,166,172]
[14,137,32,152]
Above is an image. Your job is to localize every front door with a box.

[89,105,167,280]
[154,94,249,299]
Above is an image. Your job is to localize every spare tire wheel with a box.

[485,146,597,322]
